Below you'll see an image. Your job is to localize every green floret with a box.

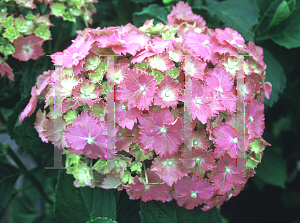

[50,3,66,17]
[3,27,19,42]
[34,26,51,40]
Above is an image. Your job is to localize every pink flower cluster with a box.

[21,1,272,210]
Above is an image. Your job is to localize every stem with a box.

[0,129,7,134]
[37,3,42,15]
[54,20,65,53]
[253,1,277,34]
[5,144,54,205]
[0,110,6,125]
[255,32,282,42]
[255,35,272,42]
[143,162,148,183]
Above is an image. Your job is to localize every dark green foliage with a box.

[0,161,19,213]
[54,170,117,223]
[140,200,222,223]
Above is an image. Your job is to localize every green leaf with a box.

[0,161,19,213]
[263,48,286,107]
[162,0,178,4]
[6,97,55,167]
[269,0,295,27]
[255,147,287,188]
[272,115,292,137]
[116,190,141,223]
[130,0,155,3]
[86,217,118,223]
[133,4,168,27]
[10,196,41,223]
[54,170,117,223]
[207,0,259,41]
[270,8,300,49]
[252,175,266,191]
[140,200,222,223]
[281,191,300,208]
[176,205,223,223]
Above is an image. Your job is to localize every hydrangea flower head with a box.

[22,0,272,211]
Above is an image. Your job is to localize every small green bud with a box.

[34,26,51,40]
[129,161,142,174]
[0,37,6,45]
[0,7,7,13]
[64,149,81,167]
[135,61,148,70]
[64,109,78,125]
[246,156,260,168]
[3,27,19,42]
[68,162,92,186]
[70,0,85,9]
[50,3,66,17]
[89,70,104,84]
[85,54,100,70]
[97,60,108,71]
[69,7,82,17]
[2,15,14,28]
[120,170,134,184]
[93,159,111,175]
[90,101,105,117]
[63,12,76,22]
[250,140,264,153]
[25,13,34,20]
[165,67,180,79]
[15,18,34,35]
[1,43,15,56]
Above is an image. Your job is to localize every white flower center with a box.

[203,39,209,46]
[73,53,79,59]
[240,85,246,95]
[195,157,201,163]
[228,64,234,70]
[194,97,203,105]
[121,104,127,110]
[167,160,173,166]
[216,87,223,94]
[249,116,253,122]
[115,71,121,80]
[230,40,236,45]
[193,140,198,146]
[164,90,171,97]
[86,136,94,144]
[140,85,146,92]
[118,39,126,45]
[191,191,197,198]
[160,126,167,133]
[232,137,238,144]
[225,167,231,173]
